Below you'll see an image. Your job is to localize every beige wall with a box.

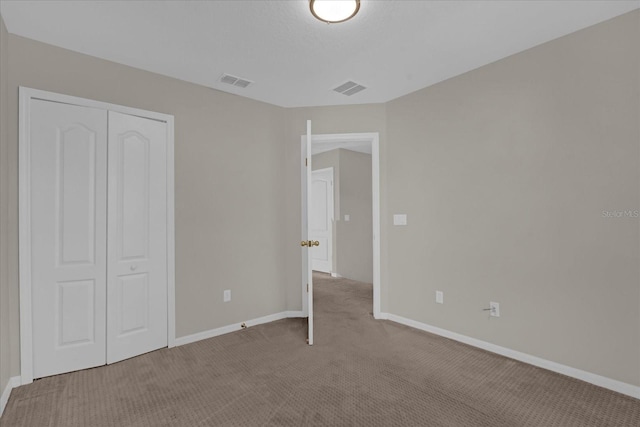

[335,149,373,283]
[283,106,387,312]
[385,11,640,386]
[312,148,373,283]
[0,14,12,391]
[4,34,288,377]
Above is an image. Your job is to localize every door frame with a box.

[18,87,176,384]
[301,132,381,319]
[310,167,334,274]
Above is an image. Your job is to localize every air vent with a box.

[333,81,367,96]
[219,73,253,88]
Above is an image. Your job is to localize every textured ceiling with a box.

[1,1,638,107]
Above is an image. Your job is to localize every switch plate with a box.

[436,291,444,304]
[344,214,350,221]
[223,290,231,302]
[393,214,407,226]
[490,301,500,317]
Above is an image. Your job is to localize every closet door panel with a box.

[30,100,108,378]
[107,111,168,363]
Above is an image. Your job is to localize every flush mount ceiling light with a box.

[310,0,361,24]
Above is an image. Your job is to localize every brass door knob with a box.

[311,240,319,247]
[301,241,308,247]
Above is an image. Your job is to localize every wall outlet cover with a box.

[490,301,500,317]
[223,290,231,302]
[436,291,444,304]
[393,214,407,226]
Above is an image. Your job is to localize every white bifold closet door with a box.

[31,100,109,379]
[106,111,168,364]
[30,101,168,379]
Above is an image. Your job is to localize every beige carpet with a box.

[2,273,639,426]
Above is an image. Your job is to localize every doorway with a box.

[301,132,381,324]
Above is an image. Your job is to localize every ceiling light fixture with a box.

[310,0,360,24]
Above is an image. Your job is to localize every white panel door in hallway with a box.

[310,168,333,273]
[107,111,168,364]
[29,100,109,378]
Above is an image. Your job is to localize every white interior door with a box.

[306,120,314,346]
[30,100,108,378]
[310,168,333,273]
[106,111,168,363]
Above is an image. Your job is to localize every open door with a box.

[303,120,315,345]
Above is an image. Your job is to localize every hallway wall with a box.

[312,149,373,283]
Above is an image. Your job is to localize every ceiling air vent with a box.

[333,81,367,96]
[219,73,253,88]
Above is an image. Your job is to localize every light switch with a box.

[393,214,407,226]
[344,214,350,221]
[223,290,231,302]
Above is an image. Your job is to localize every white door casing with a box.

[300,132,381,320]
[106,111,168,363]
[310,168,333,273]
[19,87,176,384]
[29,100,109,379]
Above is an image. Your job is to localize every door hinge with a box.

[307,283,309,292]
[305,158,308,167]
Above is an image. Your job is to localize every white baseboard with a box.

[1,376,21,418]
[175,311,305,346]
[383,313,640,399]
[285,311,305,318]
[330,273,342,278]
[0,379,10,417]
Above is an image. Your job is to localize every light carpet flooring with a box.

[1,273,639,426]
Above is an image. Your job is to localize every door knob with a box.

[301,241,308,247]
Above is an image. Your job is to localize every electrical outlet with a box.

[223,290,231,302]
[489,301,500,317]
[435,291,444,304]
